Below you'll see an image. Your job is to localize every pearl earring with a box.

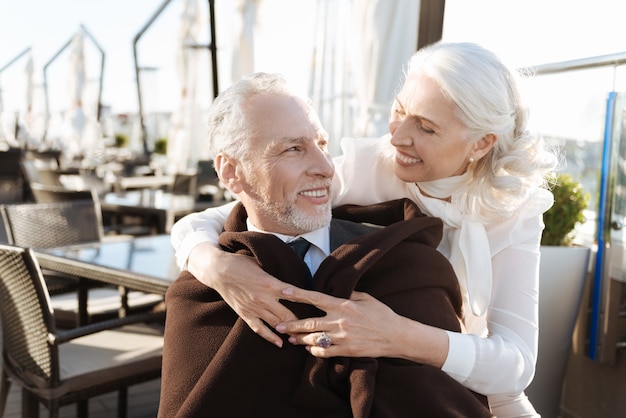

[468,157,475,163]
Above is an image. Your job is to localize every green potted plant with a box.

[541,173,590,246]
[114,133,129,148]
[527,173,592,418]
[154,137,168,155]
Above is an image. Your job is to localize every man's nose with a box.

[308,147,334,178]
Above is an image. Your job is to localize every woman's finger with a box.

[280,286,342,310]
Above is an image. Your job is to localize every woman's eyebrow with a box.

[395,96,440,128]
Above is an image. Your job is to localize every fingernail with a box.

[275,340,283,348]
[281,288,294,296]
[275,324,286,332]
[288,336,296,344]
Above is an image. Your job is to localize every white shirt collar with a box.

[245,219,330,256]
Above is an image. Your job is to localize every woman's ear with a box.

[215,154,244,194]
[471,134,498,160]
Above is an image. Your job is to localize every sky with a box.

[1,0,199,115]
[0,0,317,116]
[2,0,626,128]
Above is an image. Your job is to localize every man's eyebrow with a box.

[278,136,308,143]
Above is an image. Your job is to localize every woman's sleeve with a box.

[170,200,238,268]
[332,137,407,206]
[442,212,544,396]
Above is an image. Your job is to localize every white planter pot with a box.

[526,245,591,418]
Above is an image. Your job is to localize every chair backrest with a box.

[0,148,25,203]
[0,200,103,248]
[196,160,219,188]
[0,148,23,176]
[24,149,62,168]
[0,244,59,385]
[20,159,64,187]
[170,172,198,196]
[29,182,95,204]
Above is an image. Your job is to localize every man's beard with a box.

[252,183,332,234]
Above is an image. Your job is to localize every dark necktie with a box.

[288,237,313,288]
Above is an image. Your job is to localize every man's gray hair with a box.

[206,72,293,162]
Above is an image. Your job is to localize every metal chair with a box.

[0,244,164,417]
[28,182,95,203]
[0,200,163,327]
[0,148,25,204]
[29,182,152,237]
[169,172,198,196]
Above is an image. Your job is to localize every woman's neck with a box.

[416,172,471,202]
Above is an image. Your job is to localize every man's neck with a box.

[245,218,330,256]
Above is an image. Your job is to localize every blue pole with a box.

[588,91,616,360]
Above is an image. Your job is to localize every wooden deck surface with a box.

[0,324,162,417]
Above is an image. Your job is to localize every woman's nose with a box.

[390,127,413,148]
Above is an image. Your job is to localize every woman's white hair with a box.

[408,42,561,221]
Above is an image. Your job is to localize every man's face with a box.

[239,93,334,235]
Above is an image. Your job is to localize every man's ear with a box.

[471,133,498,160]
[215,154,244,194]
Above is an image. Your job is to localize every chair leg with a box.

[76,399,88,417]
[0,367,11,417]
[117,388,128,418]
[118,286,129,318]
[77,281,89,326]
[21,388,39,418]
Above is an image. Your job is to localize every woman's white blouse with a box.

[333,137,553,399]
[170,136,553,400]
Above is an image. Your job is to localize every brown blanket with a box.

[159,199,493,417]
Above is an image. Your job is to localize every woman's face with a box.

[389,72,476,183]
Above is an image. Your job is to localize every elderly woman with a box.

[171,42,560,417]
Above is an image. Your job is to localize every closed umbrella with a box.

[19,54,37,147]
[351,0,419,138]
[167,0,206,174]
[61,32,87,161]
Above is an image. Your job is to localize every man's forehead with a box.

[246,94,322,139]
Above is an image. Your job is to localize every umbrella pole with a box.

[133,0,173,158]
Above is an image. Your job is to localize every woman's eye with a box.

[417,120,435,134]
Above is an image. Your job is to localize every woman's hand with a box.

[275,288,408,358]
[187,242,300,347]
[275,287,449,367]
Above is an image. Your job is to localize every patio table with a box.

[34,234,180,296]
[100,189,228,233]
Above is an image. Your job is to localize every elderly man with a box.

[158,73,492,418]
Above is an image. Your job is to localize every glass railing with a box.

[521,51,626,360]
[520,52,626,245]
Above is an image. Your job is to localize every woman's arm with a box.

[276,215,543,396]
[170,201,300,346]
[170,200,237,268]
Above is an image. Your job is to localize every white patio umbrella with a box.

[231,0,257,82]
[167,0,207,174]
[309,0,353,157]
[351,0,419,138]
[18,54,37,147]
[60,32,87,161]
